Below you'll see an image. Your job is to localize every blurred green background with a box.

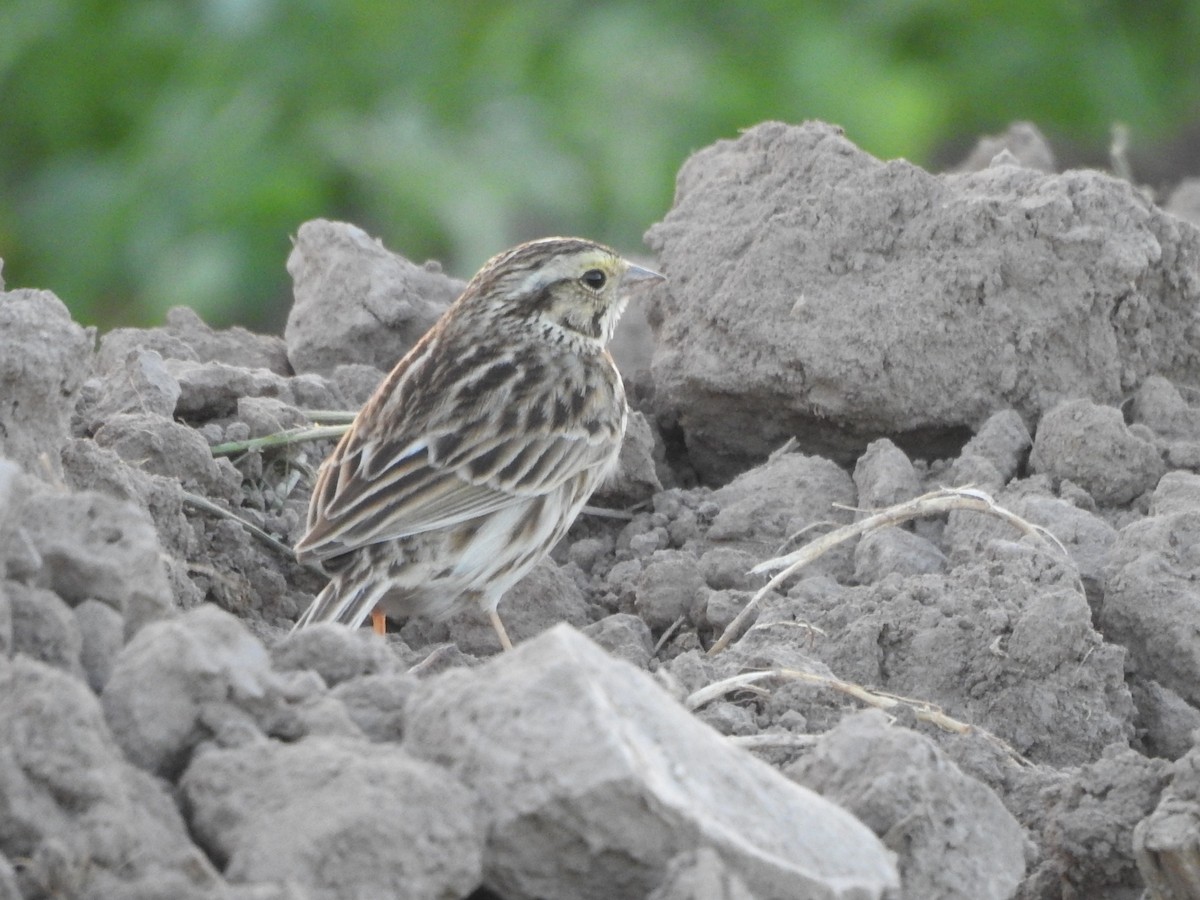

[2,0,1198,331]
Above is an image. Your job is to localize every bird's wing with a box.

[294,419,615,563]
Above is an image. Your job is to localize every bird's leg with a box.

[488,607,514,652]
[371,607,387,636]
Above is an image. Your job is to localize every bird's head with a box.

[463,237,664,347]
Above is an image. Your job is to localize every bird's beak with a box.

[623,263,666,287]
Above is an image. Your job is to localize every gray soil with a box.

[2,120,1200,899]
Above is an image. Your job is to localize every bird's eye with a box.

[580,269,607,290]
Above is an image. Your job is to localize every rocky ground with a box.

[2,120,1200,899]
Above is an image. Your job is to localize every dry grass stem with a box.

[746,620,827,642]
[580,505,635,521]
[727,733,817,750]
[767,437,799,461]
[687,666,1030,766]
[406,645,459,676]
[653,615,688,656]
[774,520,838,556]
[182,490,314,567]
[708,486,1072,656]
[685,670,779,709]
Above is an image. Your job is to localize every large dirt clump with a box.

[645,120,1200,481]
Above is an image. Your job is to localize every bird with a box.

[292,237,665,650]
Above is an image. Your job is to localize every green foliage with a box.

[1,0,1197,329]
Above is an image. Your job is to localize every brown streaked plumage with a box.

[292,237,664,650]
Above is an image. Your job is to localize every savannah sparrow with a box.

[292,237,664,650]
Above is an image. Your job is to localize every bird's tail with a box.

[291,573,390,633]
